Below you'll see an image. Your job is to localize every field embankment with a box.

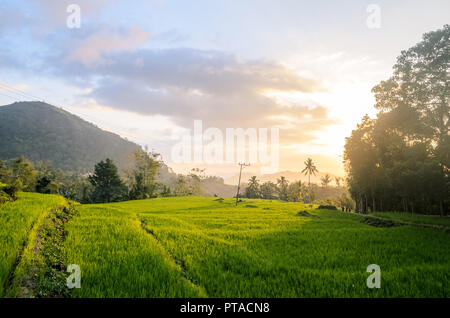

[0,192,69,297]
[370,212,450,228]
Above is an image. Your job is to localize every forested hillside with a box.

[0,101,140,173]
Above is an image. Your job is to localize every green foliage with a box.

[0,190,11,205]
[126,148,161,200]
[345,26,449,215]
[0,102,140,173]
[245,176,260,198]
[25,206,77,297]
[286,181,306,202]
[302,158,319,203]
[276,176,289,201]
[63,197,450,297]
[260,181,278,199]
[173,170,203,196]
[10,156,36,191]
[89,159,127,203]
[0,192,68,296]
[2,181,21,200]
[158,184,173,197]
[0,161,10,183]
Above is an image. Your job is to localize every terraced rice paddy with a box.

[64,197,450,297]
[1,194,449,297]
[0,192,68,296]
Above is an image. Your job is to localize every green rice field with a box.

[1,194,449,297]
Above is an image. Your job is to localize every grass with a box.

[0,192,68,297]
[64,203,206,297]
[371,211,450,228]
[63,197,449,297]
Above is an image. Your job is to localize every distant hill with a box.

[200,176,237,197]
[0,101,140,173]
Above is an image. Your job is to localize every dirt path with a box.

[137,215,206,294]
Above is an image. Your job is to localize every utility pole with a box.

[235,162,250,206]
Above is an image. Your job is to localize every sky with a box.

[0,0,449,178]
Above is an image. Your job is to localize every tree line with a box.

[242,158,354,211]
[0,148,205,204]
[344,25,449,216]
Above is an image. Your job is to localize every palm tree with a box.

[321,173,331,188]
[276,176,289,201]
[301,158,318,203]
[248,176,259,186]
[245,176,260,198]
[335,176,341,187]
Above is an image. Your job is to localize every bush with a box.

[0,190,11,204]
[317,205,338,210]
[2,182,20,200]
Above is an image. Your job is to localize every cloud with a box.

[65,26,150,65]
[61,48,334,147]
[0,4,338,168]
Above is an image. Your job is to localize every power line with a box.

[0,82,43,101]
[0,81,139,142]
[0,90,27,101]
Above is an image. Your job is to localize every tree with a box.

[36,176,59,194]
[372,25,449,152]
[321,174,332,188]
[159,184,172,197]
[276,176,289,201]
[188,168,204,196]
[0,160,10,183]
[345,25,449,216]
[88,158,127,203]
[287,181,305,202]
[245,176,261,198]
[126,148,161,200]
[10,156,36,191]
[174,175,189,196]
[35,161,60,194]
[301,158,318,203]
[173,172,203,196]
[335,176,342,187]
[260,181,278,199]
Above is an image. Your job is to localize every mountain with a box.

[0,101,236,197]
[200,176,237,197]
[224,170,341,186]
[0,101,140,173]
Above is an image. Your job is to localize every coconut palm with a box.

[335,176,342,187]
[301,158,318,203]
[321,173,332,188]
[245,176,261,198]
[276,176,289,201]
